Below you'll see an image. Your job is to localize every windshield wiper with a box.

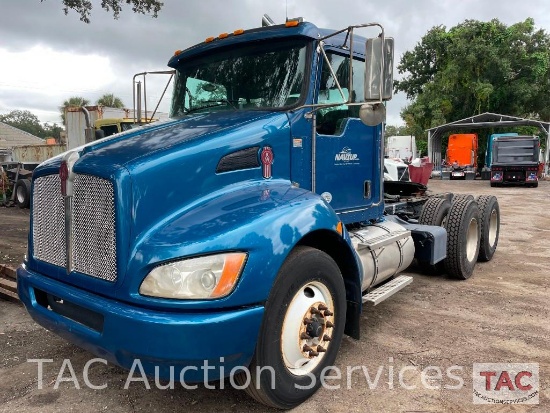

[186,99,239,114]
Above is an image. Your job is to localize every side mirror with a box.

[359,103,387,127]
[364,37,394,101]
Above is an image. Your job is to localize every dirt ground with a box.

[0,180,548,413]
[0,206,28,267]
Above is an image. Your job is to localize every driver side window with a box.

[317,52,364,135]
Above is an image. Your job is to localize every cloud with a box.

[0,0,549,126]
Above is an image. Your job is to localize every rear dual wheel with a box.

[417,197,451,273]
[476,195,500,262]
[444,198,481,279]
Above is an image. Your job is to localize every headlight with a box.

[139,253,247,299]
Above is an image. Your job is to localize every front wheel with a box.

[239,246,346,409]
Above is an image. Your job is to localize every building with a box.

[0,122,44,162]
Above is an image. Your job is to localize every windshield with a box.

[170,38,309,117]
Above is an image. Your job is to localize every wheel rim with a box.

[16,185,25,203]
[488,209,498,247]
[466,217,479,262]
[280,281,335,376]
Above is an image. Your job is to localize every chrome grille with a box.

[72,174,117,282]
[32,175,66,267]
[32,173,117,282]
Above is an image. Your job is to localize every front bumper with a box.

[17,265,264,382]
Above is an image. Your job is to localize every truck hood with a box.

[36,111,286,175]
[31,110,291,295]
[77,111,285,171]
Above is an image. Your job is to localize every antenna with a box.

[285,0,288,22]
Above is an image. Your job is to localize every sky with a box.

[0,0,549,128]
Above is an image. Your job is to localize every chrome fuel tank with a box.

[350,221,415,292]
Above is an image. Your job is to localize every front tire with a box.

[239,246,346,409]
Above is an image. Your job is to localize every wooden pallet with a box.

[0,265,19,303]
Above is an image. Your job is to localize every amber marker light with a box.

[336,221,344,236]
[218,32,229,39]
[233,29,244,35]
[205,36,215,43]
[211,253,247,298]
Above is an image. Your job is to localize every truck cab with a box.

[94,118,136,137]
[490,135,540,187]
[17,18,499,409]
[442,133,478,180]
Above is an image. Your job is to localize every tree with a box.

[43,123,64,142]
[385,125,411,137]
[60,96,90,124]
[43,0,163,23]
[395,18,550,136]
[0,110,45,138]
[96,93,125,108]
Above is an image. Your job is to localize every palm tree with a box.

[96,93,125,108]
[60,96,90,124]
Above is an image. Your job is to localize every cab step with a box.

[362,275,413,305]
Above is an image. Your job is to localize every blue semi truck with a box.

[17,17,500,408]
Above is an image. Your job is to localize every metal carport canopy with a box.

[426,112,550,175]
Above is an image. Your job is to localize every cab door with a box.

[313,50,383,224]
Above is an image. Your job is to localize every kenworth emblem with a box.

[59,161,69,196]
[261,147,274,179]
[60,151,80,197]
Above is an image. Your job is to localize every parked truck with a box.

[490,135,540,187]
[385,135,417,162]
[441,133,478,180]
[17,17,500,409]
[65,106,142,149]
[0,144,66,208]
[480,133,518,180]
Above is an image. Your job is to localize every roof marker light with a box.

[233,29,244,35]
[218,32,229,39]
[285,17,303,27]
[205,36,215,43]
